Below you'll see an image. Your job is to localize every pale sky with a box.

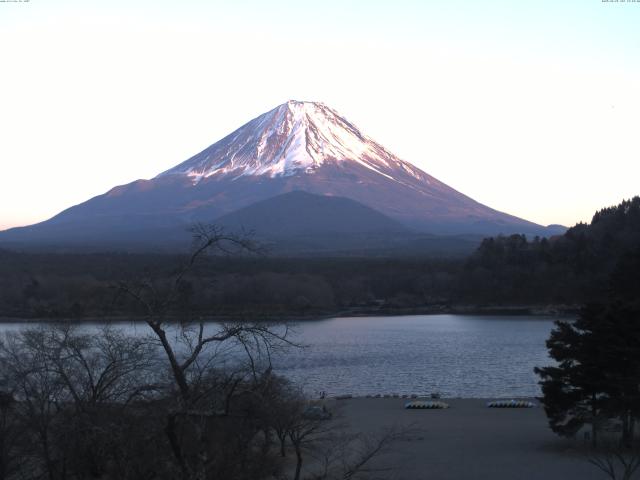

[1,0,639,230]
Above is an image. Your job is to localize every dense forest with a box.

[463,196,640,305]
[0,197,638,320]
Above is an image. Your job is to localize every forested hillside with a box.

[462,196,640,304]
[0,197,638,319]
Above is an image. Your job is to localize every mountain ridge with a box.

[0,100,565,252]
[213,190,411,236]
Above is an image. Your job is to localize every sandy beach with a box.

[333,398,604,480]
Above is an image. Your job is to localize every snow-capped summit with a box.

[159,100,426,185]
[148,99,512,233]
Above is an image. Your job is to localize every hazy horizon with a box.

[1,0,639,231]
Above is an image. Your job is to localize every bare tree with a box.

[287,404,337,480]
[0,324,160,480]
[277,390,412,480]
[23,324,156,407]
[1,328,69,480]
[0,226,408,480]
[587,442,640,480]
[115,225,291,398]
[287,416,412,480]
[0,391,25,480]
[115,224,296,480]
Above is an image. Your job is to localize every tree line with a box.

[2,197,640,319]
[462,196,640,304]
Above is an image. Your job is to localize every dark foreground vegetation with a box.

[0,227,405,480]
[0,325,407,480]
[533,198,640,479]
[1,197,639,320]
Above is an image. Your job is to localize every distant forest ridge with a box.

[464,196,640,305]
[0,196,638,319]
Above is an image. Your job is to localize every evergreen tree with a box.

[536,250,640,447]
[534,304,610,446]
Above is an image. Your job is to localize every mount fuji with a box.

[0,100,563,253]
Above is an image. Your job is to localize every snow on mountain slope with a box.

[0,100,561,251]
[151,99,541,234]
[159,100,426,185]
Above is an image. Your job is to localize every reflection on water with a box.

[0,314,560,398]
[273,315,558,398]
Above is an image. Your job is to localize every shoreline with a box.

[327,394,542,401]
[0,304,579,323]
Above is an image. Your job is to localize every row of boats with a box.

[405,399,537,409]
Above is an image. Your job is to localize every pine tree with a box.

[534,304,611,446]
[535,252,640,447]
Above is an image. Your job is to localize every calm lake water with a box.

[0,314,560,398]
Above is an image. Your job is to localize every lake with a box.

[0,314,560,398]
